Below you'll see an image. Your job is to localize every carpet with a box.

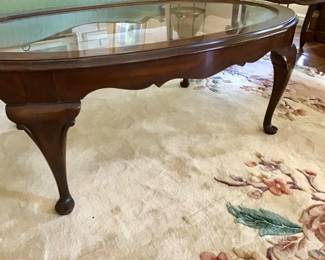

[0,55,324,260]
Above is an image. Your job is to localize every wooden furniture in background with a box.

[300,3,325,48]
[319,4,325,41]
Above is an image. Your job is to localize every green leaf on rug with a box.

[226,203,303,236]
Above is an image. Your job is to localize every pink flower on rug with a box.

[304,170,317,177]
[300,204,325,243]
[292,109,307,116]
[245,161,257,167]
[263,178,292,196]
[200,252,229,260]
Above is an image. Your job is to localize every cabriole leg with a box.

[6,102,81,215]
[263,45,297,135]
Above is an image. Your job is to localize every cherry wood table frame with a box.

[0,1,298,215]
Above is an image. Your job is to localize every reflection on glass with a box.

[170,3,206,38]
[0,2,276,53]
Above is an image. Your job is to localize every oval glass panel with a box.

[0,1,294,56]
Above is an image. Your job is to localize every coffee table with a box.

[0,0,297,215]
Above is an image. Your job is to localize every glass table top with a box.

[0,1,295,57]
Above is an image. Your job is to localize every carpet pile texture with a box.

[0,55,324,259]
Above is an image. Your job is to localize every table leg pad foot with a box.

[263,124,278,135]
[55,197,75,215]
[180,79,190,88]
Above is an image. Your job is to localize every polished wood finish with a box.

[0,1,298,215]
[6,103,81,215]
[295,28,325,72]
[300,4,317,49]
[264,45,297,134]
[317,4,325,42]
[300,3,325,49]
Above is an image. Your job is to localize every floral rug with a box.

[0,55,324,260]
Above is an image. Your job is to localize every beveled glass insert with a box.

[0,2,277,53]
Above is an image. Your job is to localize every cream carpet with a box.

[0,56,325,260]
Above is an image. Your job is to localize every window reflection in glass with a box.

[0,2,276,53]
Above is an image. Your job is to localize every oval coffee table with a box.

[0,0,297,215]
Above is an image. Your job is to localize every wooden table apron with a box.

[0,19,297,215]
